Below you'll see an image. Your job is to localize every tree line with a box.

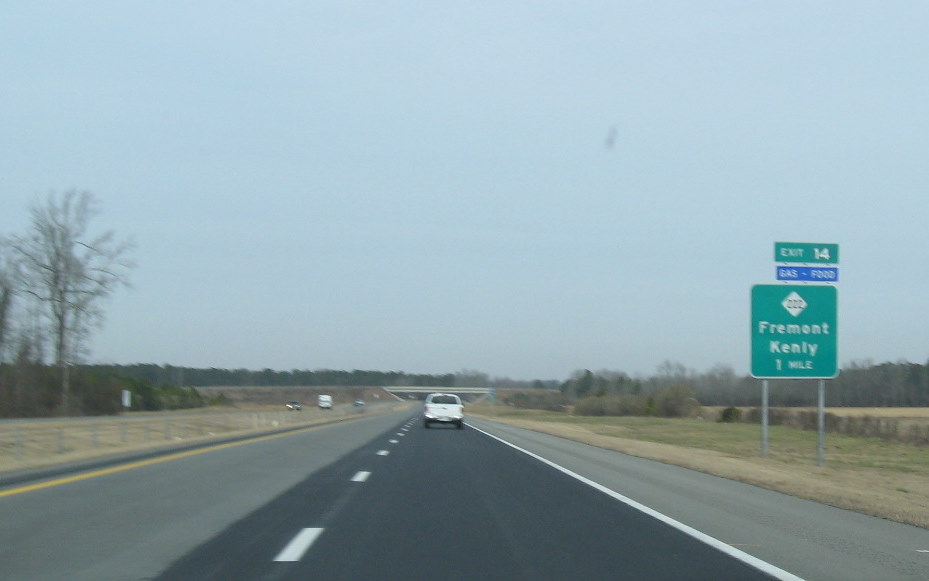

[555,359,929,411]
[95,357,929,413]
[86,364,460,390]
[4,357,929,418]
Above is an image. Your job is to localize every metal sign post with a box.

[761,380,769,457]
[818,379,826,466]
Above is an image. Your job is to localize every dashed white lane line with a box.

[351,471,371,482]
[396,432,405,436]
[389,439,399,444]
[377,450,389,456]
[274,528,324,562]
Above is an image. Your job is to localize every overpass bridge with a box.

[383,386,494,401]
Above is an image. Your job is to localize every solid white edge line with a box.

[273,527,324,562]
[470,424,806,581]
[351,471,371,482]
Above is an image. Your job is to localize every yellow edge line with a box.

[0,419,351,498]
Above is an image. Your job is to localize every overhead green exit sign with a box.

[751,284,838,379]
[774,242,839,264]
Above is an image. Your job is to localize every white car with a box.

[423,393,464,429]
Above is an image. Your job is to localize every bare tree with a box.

[653,360,694,390]
[0,237,16,364]
[11,191,135,413]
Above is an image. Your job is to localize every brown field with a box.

[0,396,411,474]
[706,406,929,419]
[823,407,929,419]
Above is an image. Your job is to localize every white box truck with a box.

[318,394,333,409]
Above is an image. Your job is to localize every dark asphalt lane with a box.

[155,416,780,581]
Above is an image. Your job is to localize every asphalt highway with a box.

[3,410,929,580]
[155,416,777,581]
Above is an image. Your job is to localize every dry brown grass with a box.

[0,402,411,474]
[827,407,929,419]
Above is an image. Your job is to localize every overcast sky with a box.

[3,2,928,380]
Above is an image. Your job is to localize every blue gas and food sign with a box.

[776,266,839,282]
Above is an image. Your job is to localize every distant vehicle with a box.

[318,394,333,409]
[285,401,302,411]
[353,399,365,407]
[423,393,464,429]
